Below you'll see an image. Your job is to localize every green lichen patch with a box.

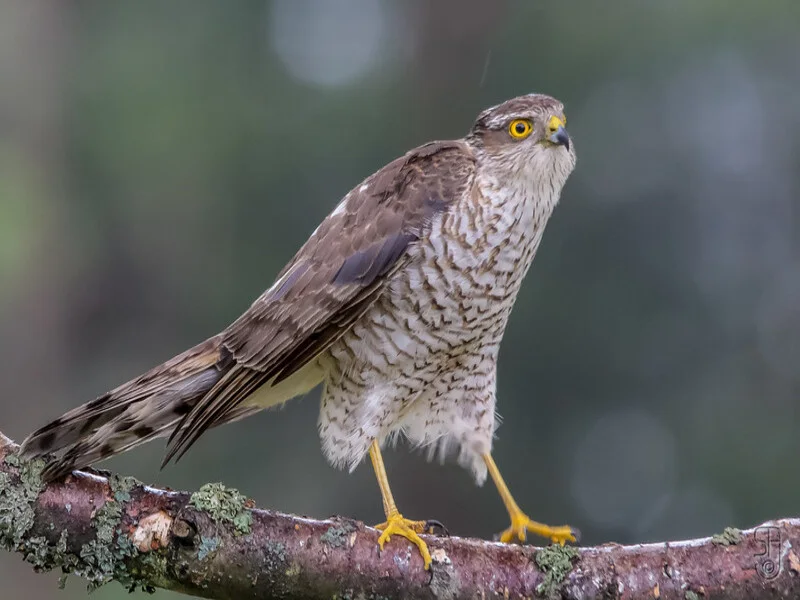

[55,531,80,587]
[75,490,135,590]
[76,524,155,593]
[0,471,33,550]
[535,544,580,599]
[4,451,46,496]
[265,540,287,567]
[3,451,21,467]
[711,526,742,546]
[0,451,45,551]
[685,591,700,600]
[72,474,155,592]
[197,535,220,560]
[109,473,138,504]
[78,539,118,588]
[17,529,81,584]
[23,535,53,566]
[137,549,167,582]
[320,521,356,548]
[1,452,163,594]
[189,482,252,536]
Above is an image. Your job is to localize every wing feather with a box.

[164,140,476,462]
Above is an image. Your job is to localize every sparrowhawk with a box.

[22,93,578,568]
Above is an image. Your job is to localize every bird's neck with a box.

[474,165,563,233]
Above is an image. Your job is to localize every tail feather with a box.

[21,336,227,481]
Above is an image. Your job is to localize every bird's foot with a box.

[375,511,432,569]
[499,509,579,546]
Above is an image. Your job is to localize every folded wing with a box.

[164,141,476,463]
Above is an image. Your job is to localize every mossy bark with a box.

[3,432,800,599]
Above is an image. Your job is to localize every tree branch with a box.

[1,430,798,599]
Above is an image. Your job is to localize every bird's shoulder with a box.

[288,139,476,270]
[220,139,475,374]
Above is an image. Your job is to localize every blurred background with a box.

[1,1,799,597]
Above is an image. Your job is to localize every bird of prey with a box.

[22,93,577,568]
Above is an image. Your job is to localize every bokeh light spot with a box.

[268,0,392,88]
[571,410,677,532]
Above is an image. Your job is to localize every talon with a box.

[374,512,432,569]
[564,526,581,544]
[482,454,577,549]
[423,519,449,537]
[499,511,577,546]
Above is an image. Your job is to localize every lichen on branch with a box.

[2,430,800,600]
[0,442,168,593]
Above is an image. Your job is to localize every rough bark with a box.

[1,431,798,599]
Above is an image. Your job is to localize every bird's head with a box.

[467,93,576,188]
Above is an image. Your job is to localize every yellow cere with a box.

[547,115,566,134]
[508,118,533,139]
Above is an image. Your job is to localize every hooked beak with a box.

[547,115,570,151]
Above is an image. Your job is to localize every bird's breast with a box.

[392,183,554,345]
[329,179,560,379]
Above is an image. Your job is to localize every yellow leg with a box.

[483,453,578,545]
[369,440,432,569]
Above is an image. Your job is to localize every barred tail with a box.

[21,336,234,481]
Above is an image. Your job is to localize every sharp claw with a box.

[423,519,449,537]
[569,527,581,543]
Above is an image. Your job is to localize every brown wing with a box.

[163,140,476,463]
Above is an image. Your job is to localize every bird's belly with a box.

[318,211,540,472]
[326,270,518,398]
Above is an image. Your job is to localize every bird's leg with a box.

[483,453,578,545]
[369,440,432,569]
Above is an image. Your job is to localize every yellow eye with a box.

[508,119,533,139]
